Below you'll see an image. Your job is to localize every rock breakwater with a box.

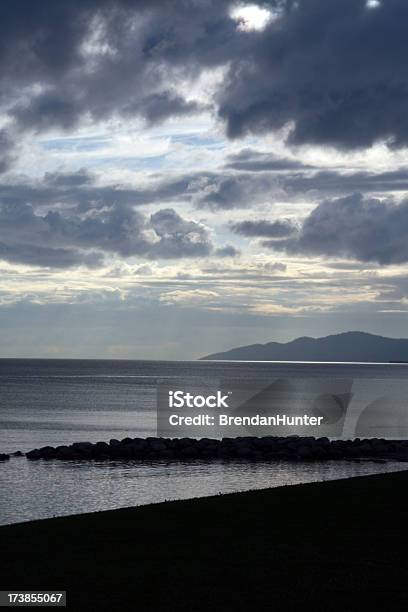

[18,436,408,462]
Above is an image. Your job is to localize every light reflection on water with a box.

[0,456,406,526]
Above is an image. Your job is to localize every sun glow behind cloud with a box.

[231,4,274,31]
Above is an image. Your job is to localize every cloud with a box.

[0,197,214,267]
[285,168,408,197]
[0,242,103,268]
[134,264,153,275]
[44,169,94,188]
[131,91,205,124]
[225,148,313,172]
[194,174,279,210]
[149,208,212,258]
[218,0,408,149]
[0,129,16,174]
[263,261,287,273]
[1,0,234,137]
[0,0,408,154]
[160,289,219,305]
[231,218,297,238]
[267,193,408,265]
[214,244,240,257]
[0,170,207,212]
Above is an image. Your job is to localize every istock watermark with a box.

[168,390,231,409]
[157,376,408,439]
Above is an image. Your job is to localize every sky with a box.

[0,0,407,359]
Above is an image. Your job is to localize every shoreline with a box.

[2,471,408,610]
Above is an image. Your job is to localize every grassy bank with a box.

[2,472,408,611]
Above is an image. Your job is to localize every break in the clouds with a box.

[268,193,408,265]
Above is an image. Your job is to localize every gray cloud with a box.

[267,193,408,264]
[285,168,408,197]
[149,208,212,258]
[0,170,204,212]
[4,0,408,154]
[194,174,279,210]
[44,169,94,188]
[231,218,297,238]
[131,91,204,125]
[226,148,313,172]
[263,261,287,273]
[0,129,16,174]
[1,0,234,136]
[0,196,213,267]
[0,242,103,268]
[214,244,240,257]
[218,0,408,149]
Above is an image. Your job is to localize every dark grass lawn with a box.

[2,471,408,611]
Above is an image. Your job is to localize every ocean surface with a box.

[1,358,408,525]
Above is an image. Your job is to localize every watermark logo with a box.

[168,390,231,409]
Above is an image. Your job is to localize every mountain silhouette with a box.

[201,331,408,362]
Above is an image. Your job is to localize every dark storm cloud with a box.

[231,218,297,238]
[0,0,235,135]
[267,193,408,265]
[218,0,408,149]
[0,0,408,152]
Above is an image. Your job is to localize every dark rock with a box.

[147,439,168,452]
[235,446,254,458]
[316,437,330,447]
[117,445,134,458]
[72,442,93,450]
[179,446,198,458]
[177,437,196,449]
[155,449,175,460]
[12,451,24,457]
[95,441,110,451]
[92,442,111,458]
[55,446,74,460]
[26,449,41,459]
[0,452,10,461]
[39,446,56,459]
[121,437,134,445]
[297,446,315,460]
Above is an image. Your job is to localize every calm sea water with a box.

[1,358,407,525]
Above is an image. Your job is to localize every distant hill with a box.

[201,332,408,362]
